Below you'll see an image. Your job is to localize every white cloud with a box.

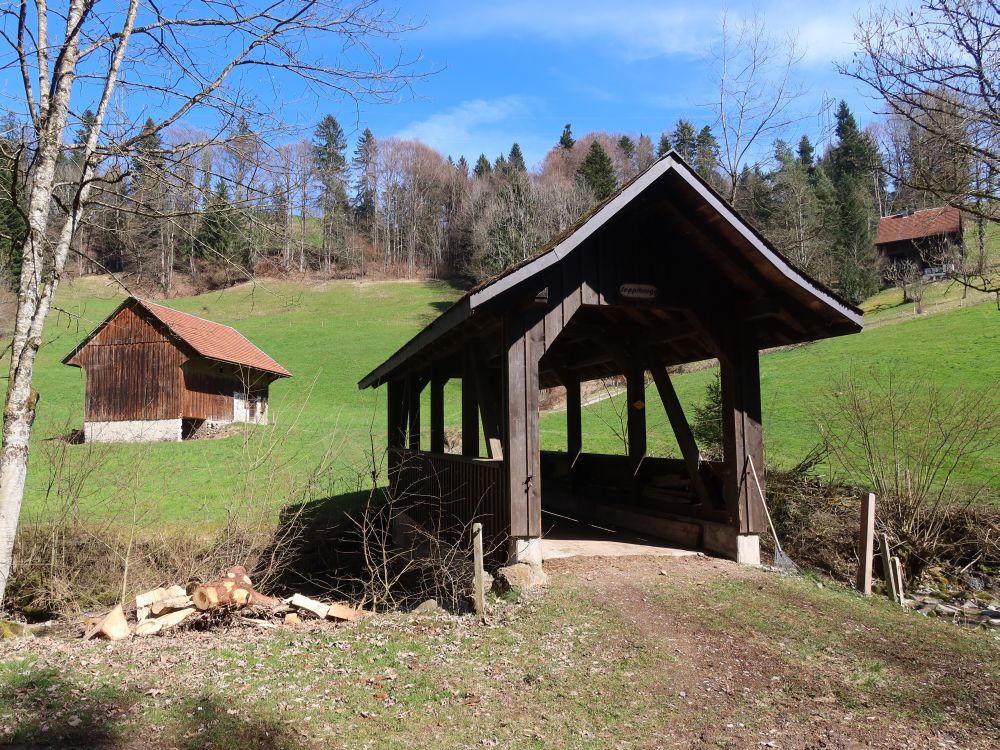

[422,0,866,66]
[395,96,550,166]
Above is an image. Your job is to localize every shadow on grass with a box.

[260,488,380,596]
[1,665,300,749]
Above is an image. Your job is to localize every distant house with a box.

[876,206,963,276]
[63,297,291,443]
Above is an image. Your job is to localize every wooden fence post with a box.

[472,522,485,621]
[878,532,898,604]
[856,493,876,595]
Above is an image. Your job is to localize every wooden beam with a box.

[649,367,720,510]
[565,375,582,468]
[502,311,544,538]
[406,375,425,452]
[461,353,479,457]
[720,343,765,534]
[625,365,646,473]
[387,379,405,450]
[430,372,446,454]
[471,356,503,460]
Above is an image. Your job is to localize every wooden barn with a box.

[63,298,291,443]
[876,205,963,273]
[359,153,863,566]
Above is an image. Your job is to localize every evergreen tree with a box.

[826,101,882,302]
[657,132,672,157]
[0,125,25,289]
[617,135,635,161]
[473,154,492,178]
[693,126,720,182]
[577,141,617,200]
[494,153,508,173]
[559,123,575,150]
[691,371,723,459]
[671,120,698,162]
[313,114,349,269]
[351,127,378,229]
[508,143,526,173]
[130,118,164,184]
[194,180,240,263]
[797,135,814,170]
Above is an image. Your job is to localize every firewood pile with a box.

[83,566,365,641]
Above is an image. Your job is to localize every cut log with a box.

[83,605,130,641]
[150,596,194,616]
[289,593,329,619]
[326,602,363,622]
[136,585,187,622]
[192,566,280,611]
[284,612,302,626]
[135,607,197,636]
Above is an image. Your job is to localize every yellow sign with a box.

[632,400,645,410]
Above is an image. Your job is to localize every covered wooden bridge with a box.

[358,153,862,565]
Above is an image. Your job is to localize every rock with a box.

[935,603,959,616]
[494,562,549,593]
[414,599,441,614]
[0,620,34,639]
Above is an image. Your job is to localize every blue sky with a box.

[319,0,885,169]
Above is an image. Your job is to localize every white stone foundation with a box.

[508,537,543,566]
[84,419,183,444]
[735,534,761,566]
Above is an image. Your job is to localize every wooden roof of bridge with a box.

[359,152,863,390]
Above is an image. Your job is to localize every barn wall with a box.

[76,306,186,422]
[181,359,271,422]
[85,419,182,444]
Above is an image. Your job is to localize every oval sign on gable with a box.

[619,283,658,300]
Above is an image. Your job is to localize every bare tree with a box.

[0,0,417,606]
[709,12,807,204]
[843,0,998,222]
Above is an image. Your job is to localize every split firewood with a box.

[284,612,302,626]
[326,602,364,622]
[83,605,130,641]
[289,593,330,619]
[135,607,197,636]
[192,566,280,611]
[150,596,194,616]
[135,585,187,622]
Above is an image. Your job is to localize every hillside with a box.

[17,274,1000,524]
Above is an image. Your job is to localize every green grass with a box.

[17,268,1000,525]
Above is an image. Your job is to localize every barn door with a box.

[233,390,249,422]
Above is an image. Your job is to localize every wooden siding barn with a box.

[63,298,291,443]
[359,152,863,567]
[876,206,963,274]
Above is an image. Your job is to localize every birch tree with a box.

[0,0,415,606]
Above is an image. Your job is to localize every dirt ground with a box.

[2,554,998,749]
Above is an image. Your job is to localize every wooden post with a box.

[565,376,582,468]
[461,355,479,457]
[720,345,765,534]
[878,532,898,603]
[856,493,876,595]
[626,366,647,473]
[503,312,543,539]
[430,373,446,454]
[472,522,485,621]
[892,556,906,605]
[405,376,422,451]
[387,379,405,450]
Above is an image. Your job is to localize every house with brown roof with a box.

[63,297,291,443]
[876,206,963,276]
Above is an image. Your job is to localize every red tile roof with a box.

[876,206,962,245]
[138,299,291,377]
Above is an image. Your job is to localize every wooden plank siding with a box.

[79,341,186,422]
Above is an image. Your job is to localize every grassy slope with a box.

[20,269,1000,524]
